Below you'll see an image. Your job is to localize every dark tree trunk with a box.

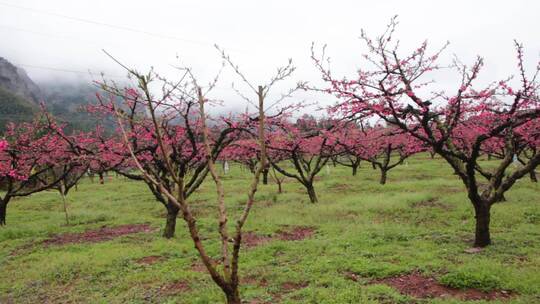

[262,168,269,185]
[163,204,180,238]
[352,165,358,176]
[0,199,7,226]
[306,183,318,203]
[473,204,491,247]
[371,162,376,170]
[277,181,282,194]
[98,172,104,184]
[530,170,538,183]
[379,169,387,185]
[225,288,241,304]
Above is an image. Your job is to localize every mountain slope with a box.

[0,86,37,131]
[0,57,41,104]
[0,57,40,131]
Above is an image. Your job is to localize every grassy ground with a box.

[0,154,539,303]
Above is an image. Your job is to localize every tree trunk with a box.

[274,178,283,194]
[473,204,491,247]
[530,170,538,183]
[163,204,180,238]
[262,167,269,185]
[306,183,318,203]
[60,188,70,226]
[98,172,104,184]
[0,199,7,226]
[352,165,358,176]
[371,162,376,170]
[379,169,387,185]
[225,288,241,304]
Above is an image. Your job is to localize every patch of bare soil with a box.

[439,187,462,194]
[371,272,512,301]
[248,299,272,304]
[9,242,36,257]
[242,275,269,287]
[189,258,222,273]
[158,281,190,295]
[411,198,452,210]
[259,200,275,207]
[240,226,316,249]
[189,262,207,273]
[344,271,362,282]
[281,281,309,292]
[42,223,154,246]
[276,226,316,241]
[271,281,309,302]
[243,231,274,248]
[464,247,484,254]
[135,255,165,265]
[330,183,352,191]
[248,281,309,303]
[334,210,360,220]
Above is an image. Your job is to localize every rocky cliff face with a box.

[0,57,41,104]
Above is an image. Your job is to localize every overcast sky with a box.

[1,0,539,113]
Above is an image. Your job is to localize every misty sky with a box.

[1,0,539,113]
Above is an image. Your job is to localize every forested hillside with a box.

[0,57,115,133]
[0,86,38,131]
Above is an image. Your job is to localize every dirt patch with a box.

[42,224,155,246]
[464,247,484,254]
[335,210,360,220]
[411,198,452,210]
[158,281,190,295]
[276,226,316,241]
[242,275,269,287]
[281,281,309,292]
[190,262,207,273]
[344,271,361,282]
[243,232,274,248]
[189,258,222,273]
[439,187,462,194]
[9,242,36,257]
[330,183,352,191]
[248,299,272,304]
[240,226,316,248]
[270,281,309,302]
[260,200,278,207]
[135,255,165,265]
[508,254,530,265]
[371,272,512,301]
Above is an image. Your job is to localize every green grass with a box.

[1,154,539,303]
